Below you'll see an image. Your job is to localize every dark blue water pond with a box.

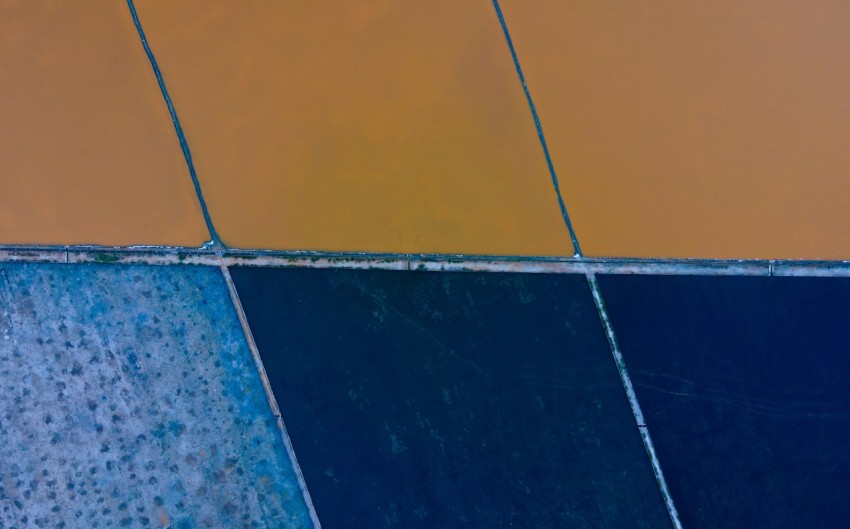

[599,275,850,529]
[231,268,668,528]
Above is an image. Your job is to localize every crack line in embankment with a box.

[126,0,221,247]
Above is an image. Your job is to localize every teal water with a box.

[600,275,850,529]
[232,267,668,528]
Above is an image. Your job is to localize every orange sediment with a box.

[500,0,850,260]
[0,1,209,247]
[133,1,573,256]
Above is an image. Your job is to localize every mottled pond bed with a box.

[0,263,311,529]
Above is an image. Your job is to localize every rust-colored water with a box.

[501,1,850,259]
[135,1,573,256]
[0,1,208,247]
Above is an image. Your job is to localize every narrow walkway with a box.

[588,273,683,529]
[2,245,849,277]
